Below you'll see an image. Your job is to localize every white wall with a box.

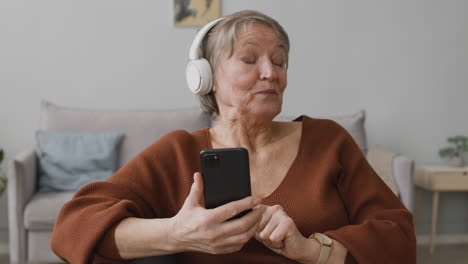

[1,0,468,244]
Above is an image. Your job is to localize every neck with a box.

[210,115,278,154]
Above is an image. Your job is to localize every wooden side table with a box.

[414,166,468,254]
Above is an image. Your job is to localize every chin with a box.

[250,104,282,120]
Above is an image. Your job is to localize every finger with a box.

[268,219,293,248]
[258,213,280,242]
[211,196,262,222]
[220,215,261,247]
[218,206,264,236]
[255,205,273,236]
[184,172,204,208]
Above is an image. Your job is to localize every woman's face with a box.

[213,23,288,120]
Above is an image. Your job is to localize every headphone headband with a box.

[189,17,225,60]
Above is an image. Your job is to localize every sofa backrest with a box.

[39,101,211,167]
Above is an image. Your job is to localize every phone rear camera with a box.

[203,154,220,168]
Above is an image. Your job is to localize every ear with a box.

[211,76,218,93]
[211,64,221,93]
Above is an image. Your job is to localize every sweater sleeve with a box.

[50,130,193,264]
[323,124,417,264]
[50,168,155,263]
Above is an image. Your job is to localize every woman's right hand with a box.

[169,172,264,254]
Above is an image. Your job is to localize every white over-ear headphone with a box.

[186,17,225,95]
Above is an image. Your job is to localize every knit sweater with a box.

[50,116,416,264]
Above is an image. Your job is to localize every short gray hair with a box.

[196,10,290,120]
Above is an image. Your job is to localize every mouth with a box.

[257,89,278,95]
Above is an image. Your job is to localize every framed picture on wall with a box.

[174,0,221,27]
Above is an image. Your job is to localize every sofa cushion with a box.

[39,100,211,167]
[36,131,124,192]
[24,192,75,230]
[275,110,367,154]
[28,231,64,263]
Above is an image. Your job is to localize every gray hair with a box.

[196,10,290,120]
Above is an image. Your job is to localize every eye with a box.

[273,61,285,67]
[272,55,287,68]
[241,57,256,64]
[273,59,286,68]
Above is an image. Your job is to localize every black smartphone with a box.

[200,148,252,219]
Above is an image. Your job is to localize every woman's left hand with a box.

[254,204,319,263]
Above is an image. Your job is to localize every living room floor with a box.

[0,244,468,264]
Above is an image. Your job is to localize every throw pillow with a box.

[275,110,368,154]
[325,110,367,154]
[36,131,125,192]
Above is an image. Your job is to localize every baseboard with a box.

[417,234,468,245]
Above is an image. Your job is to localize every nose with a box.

[259,58,278,81]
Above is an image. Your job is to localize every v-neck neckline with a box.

[203,116,306,201]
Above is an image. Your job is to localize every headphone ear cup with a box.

[186,58,213,95]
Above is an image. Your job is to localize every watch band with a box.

[310,233,333,264]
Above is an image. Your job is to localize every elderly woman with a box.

[51,10,416,264]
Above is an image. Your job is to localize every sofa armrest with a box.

[392,155,415,213]
[7,148,38,263]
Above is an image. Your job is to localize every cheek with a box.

[232,69,258,91]
[218,69,258,96]
[214,76,254,105]
[279,72,288,92]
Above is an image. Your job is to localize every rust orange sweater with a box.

[51,116,416,264]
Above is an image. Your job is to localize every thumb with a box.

[184,172,204,208]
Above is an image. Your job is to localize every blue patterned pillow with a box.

[36,131,124,192]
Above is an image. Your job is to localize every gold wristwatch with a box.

[309,233,333,264]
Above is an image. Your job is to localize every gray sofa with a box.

[7,101,414,263]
